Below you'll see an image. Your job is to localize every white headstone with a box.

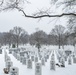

[27,59,32,69]
[50,53,55,70]
[35,63,42,75]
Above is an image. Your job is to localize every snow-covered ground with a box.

[0,45,76,75]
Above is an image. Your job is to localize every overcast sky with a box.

[0,0,67,34]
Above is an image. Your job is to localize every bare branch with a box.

[0,0,76,19]
[16,7,76,18]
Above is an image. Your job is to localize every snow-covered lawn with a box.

[0,46,76,75]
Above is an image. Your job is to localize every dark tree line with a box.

[0,25,76,49]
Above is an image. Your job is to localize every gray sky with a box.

[0,0,67,34]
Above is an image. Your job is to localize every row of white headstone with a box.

[8,48,76,75]
[4,51,19,75]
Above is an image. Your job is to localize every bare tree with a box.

[10,26,27,48]
[51,25,65,49]
[29,30,48,52]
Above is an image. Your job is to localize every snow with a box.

[0,46,76,75]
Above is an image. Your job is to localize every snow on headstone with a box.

[27,59,32,69]
[9,67,19,75]
[35,63,42,75]
[50,53,55,70]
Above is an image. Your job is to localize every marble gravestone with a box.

[27,59,32,69]
[35,63,42,75]
[50,53,55,70]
